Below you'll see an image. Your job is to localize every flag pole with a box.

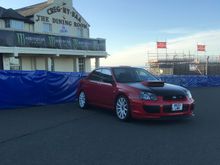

[196,43,198,63]
[156,41,158,62]
[165,39,168,61]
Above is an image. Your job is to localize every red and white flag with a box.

[197,44,206,51]
[157,42,167,49]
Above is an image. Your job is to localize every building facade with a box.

[0,0,107,72]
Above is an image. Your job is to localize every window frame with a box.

[78,58,85,72]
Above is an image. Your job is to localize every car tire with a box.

[78,91,88,109]
[115,95,131,121]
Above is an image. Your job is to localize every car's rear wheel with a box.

[78,91,88,109]
[115,96,131,121]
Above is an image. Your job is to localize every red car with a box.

[78,66,195,121]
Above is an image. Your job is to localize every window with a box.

[9,57,20,70]
[101,69,113,83]
[5,20,24,30]
[89,69,102,81]
[5,20,10,28]
[113,67,158,83]
[77,27,83,37]
[135,68,158,81]
[78,58,85,72]
[89,68,113,83]
[43,23,52,33]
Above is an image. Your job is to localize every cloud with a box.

[159,28,192,35]
[101,30,220,66]
[101,43,152,67]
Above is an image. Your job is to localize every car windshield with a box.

[112,67,159,83]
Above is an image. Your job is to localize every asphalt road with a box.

[0,87,220,165]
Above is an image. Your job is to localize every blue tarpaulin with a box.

[0,70,220,109]
[0,70,84,109]
[160,75,220,87]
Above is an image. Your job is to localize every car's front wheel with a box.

[115,96,131,121]
[78,91,88,109]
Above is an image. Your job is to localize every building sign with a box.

[35,4,88,29]
[0,29,106,51]
[47,4,81,22]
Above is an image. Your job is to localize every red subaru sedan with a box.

[78,66,195,121]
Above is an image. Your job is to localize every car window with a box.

[88,68,113,83]
[101,69,113,83]
[135,69,158,81]
[88,69,103,82]
[113,67,158,83]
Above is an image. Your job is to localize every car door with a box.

[96,68,116,108]
[84,69,103,104]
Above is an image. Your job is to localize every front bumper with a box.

[130,97,195,119]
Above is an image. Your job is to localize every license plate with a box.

[172,103,183,111]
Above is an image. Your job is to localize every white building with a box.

[0,0,107,72]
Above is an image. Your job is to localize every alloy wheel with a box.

[78,91,87,109]
[116,96,130,120]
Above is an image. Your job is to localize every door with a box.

[96,68,116,108]
[84,69,103,104]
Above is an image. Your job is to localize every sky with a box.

[1,0,220,66]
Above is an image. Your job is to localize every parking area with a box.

[0,87,220,165]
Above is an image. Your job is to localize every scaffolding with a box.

[147,52,220,75]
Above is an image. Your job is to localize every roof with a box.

[16,2,50,17]
[0,7,5,16]
[0,6,33,23]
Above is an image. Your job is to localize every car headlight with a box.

[186,90,192,99]
[140,91,157,101]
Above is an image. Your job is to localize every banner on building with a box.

[157,42,167,49]
[197,44,206,52]
[0,29,106,51]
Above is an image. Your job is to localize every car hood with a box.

[126,81,187,96]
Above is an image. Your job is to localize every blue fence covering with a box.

[0,70,84,109]
[160,75,220,87]
[1,70,220,109]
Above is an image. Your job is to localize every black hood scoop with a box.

[141,81,165,87]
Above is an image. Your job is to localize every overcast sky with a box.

[1,0,220,66]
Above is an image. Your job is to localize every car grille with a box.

[143,104,193,114]
[163,95,186,101]
[163,104,189,113]
[143,105,160,113]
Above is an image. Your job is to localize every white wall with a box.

[36,57,47,70]
[54,56,74,72]
[0,19,5,28]
[20,56,48,70]
[85,58,91,72]
[20,56,36,70]
[3,56,10,70]
[20,56,92,72]
[24,23,34,32]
